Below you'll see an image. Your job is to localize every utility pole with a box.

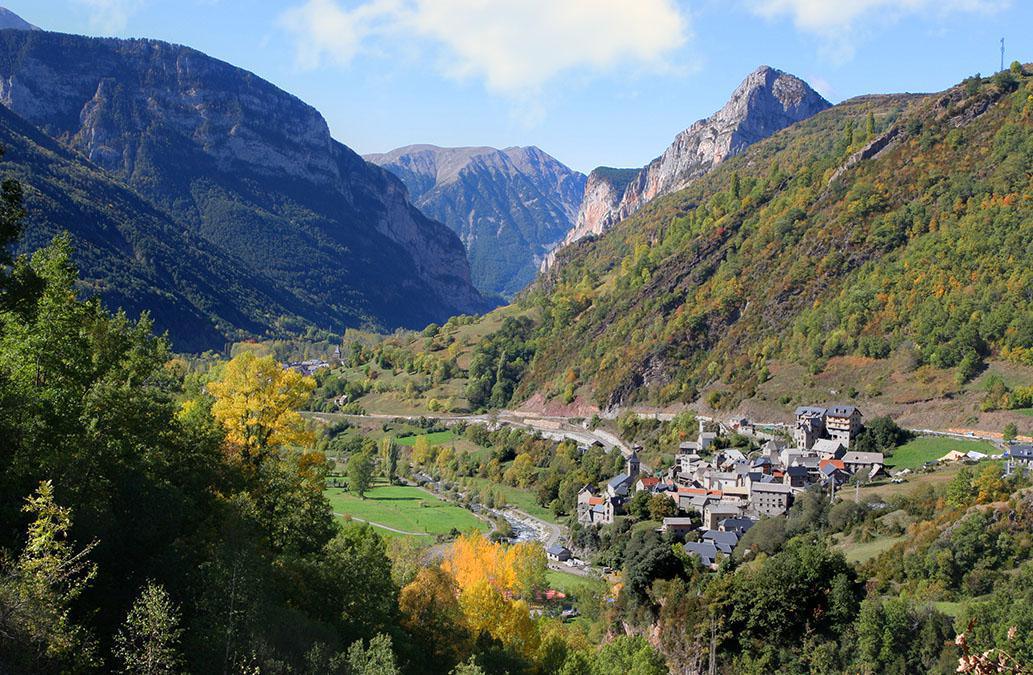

[1001,37,1005,72]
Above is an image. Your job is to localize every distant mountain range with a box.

[366,145,585,297]
[0,20,490,351]
[545,66,830,268]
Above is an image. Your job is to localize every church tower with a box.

[626,450,640,479]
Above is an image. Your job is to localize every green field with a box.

[465,476,560,524]
[836,534,905,564]
[395,430,456,446]
[886,436,996,469]
[326,483,487,539]
[546,569,607,597]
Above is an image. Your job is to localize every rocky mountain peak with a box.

[548,66,829,269]
[0,6,38,31]
[367,144,585,297]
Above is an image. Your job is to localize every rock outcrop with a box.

[547,66,830,268]
[0,6,37,31]
[0,30,489,342]
[543,167,637,269]
[366,144,585,297]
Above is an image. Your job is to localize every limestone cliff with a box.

[0,29,489,338]
[366,144,585,297]
[548,66,830,267]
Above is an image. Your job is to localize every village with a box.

[553,405,1033,571]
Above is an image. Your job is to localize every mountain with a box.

[366,144,585,297]
[0,7,37,31]
[0,103,310,352]
[547,66,830,267]
[0,30,489,350]
[507,67,1032,411]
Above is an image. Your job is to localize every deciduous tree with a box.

[113,581,184,674]
[208,351,315,465]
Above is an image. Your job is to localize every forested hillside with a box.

[510,66,1033,410]
[0,29,489,351]
[0,102,310,352]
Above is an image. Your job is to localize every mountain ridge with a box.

[510,68,1032,411]
[367,143,585,297]
[545,66,830,269]
[0,29,491,349]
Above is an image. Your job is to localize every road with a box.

[308,409,633,455]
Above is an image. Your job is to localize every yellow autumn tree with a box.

[208,351,315,465]
[411,435,434,466]
[458,579,539,657]
[442,532,547,599]
[399,567,469,664]
[504,541,548,599]
[443,531,505,590]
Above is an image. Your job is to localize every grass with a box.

[836,534,905,564]
[1014,408,1033,417]
[464,476,560,524]
[395,430,456,446]
[546,569,607,597]
[886,435,996,469]
[858,462,967,500]
[325,483,487,540]
[932,601,965,618]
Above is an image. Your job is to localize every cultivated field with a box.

[326,483,487,539]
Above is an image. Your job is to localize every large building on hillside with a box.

[794,405,864,449]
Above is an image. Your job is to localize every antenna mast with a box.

[1000,37,1005,72]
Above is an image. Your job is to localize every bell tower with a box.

[626,450,640,479]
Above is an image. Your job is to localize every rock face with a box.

[543,166,637,269]
[548,66,829,266]
[0,30,489,344]
[0,6,38,31]
[0,102,299,352]
[366,144,585,297]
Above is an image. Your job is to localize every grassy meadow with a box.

[326,483,487,540]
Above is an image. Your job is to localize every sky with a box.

[5,0,1030,173]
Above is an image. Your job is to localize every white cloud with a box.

[75,0,143,35]
[805,74,836,100]
[280,0,401,70]
[279,0,689,94]
[748,0,1009,61]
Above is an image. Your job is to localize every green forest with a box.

[491,66,1033,410]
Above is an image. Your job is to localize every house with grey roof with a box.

[660,517,696,539]
[784,465,810,488]
[704,502,745,529]
[794,406,827,449]
[749,482,794,517]
[1005,444,1033,473]
[546,545,571,562]
[825,405,864,447]
[813,439,846,460]
[682,541,720,569]
[702,529,739,554]
[718,516,755,533]
[841,451,884,475]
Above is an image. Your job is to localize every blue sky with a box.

[6,1,1030,173]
